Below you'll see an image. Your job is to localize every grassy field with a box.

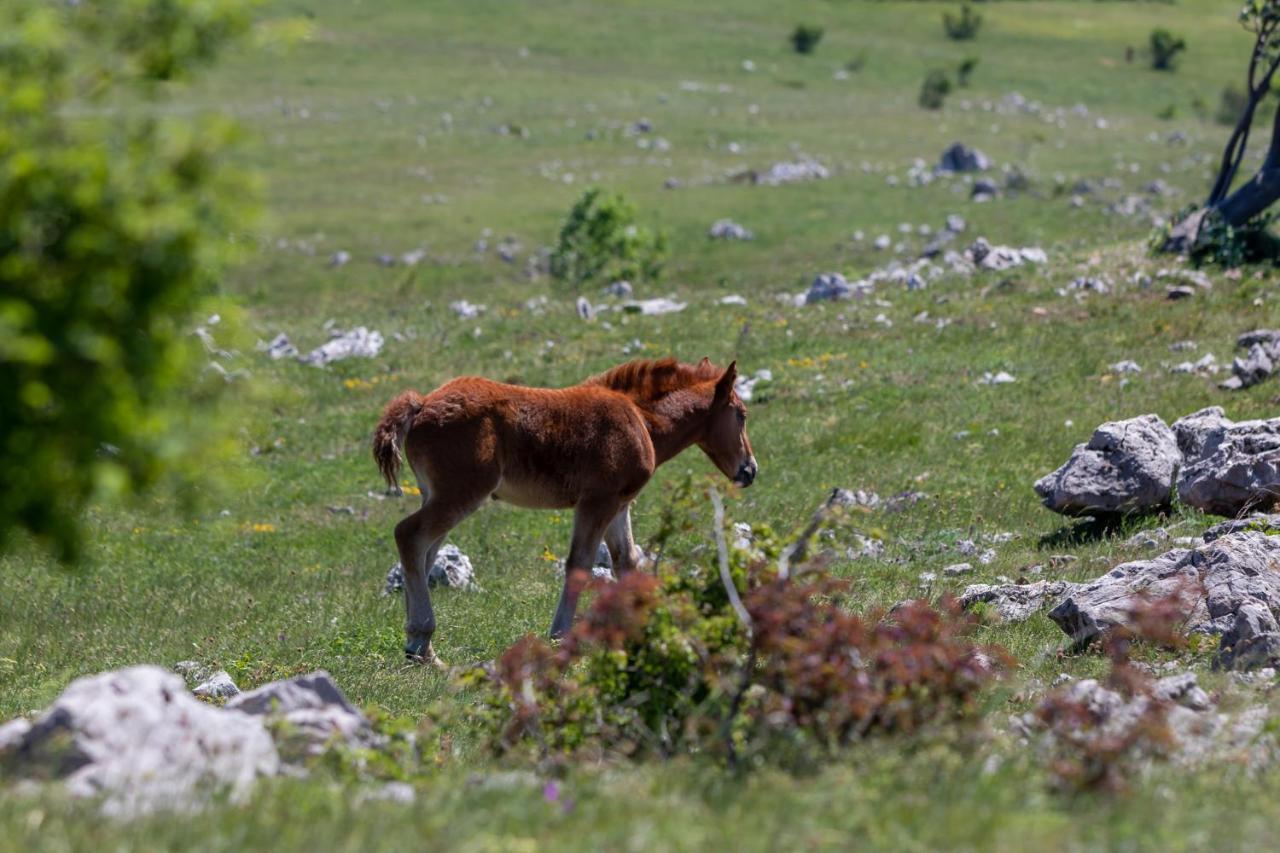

[5,0,1280,848]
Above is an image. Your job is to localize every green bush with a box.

[790,24,824,55]
[919,70,953,110]
[0,0,257,560]
[1150,29,1186,71]
[943,4,982,41]
[548,188,666,290]
[957,56,979,87]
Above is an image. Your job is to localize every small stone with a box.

[193,671,240,700]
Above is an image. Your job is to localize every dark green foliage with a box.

[957,56,979,87]
[790,24,824,55]
[943,4,982,41]
[1150,28,1186,71]
[919,70,953,110]
[0,0,254,561]
[1154,205,1280,267]
[548,188,666,289]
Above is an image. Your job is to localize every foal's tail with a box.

[373,391,424,494]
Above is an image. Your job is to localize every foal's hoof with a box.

[404,638,448,670]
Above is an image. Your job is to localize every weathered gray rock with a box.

[966,238,1046,270]
[1218,601,1280,670]
[1172,406,1232,460]
[1034,415,1180,516]
[708,219,754,240]
[805,272,868,304]
[0,666,279,816]
[384,543,477,595]
[1048,531,1280,649]
[226,671,375,756]
[959,580,1078,622]
[1229,343,1274,390]
[1176,412,1280,516]
[298,327,384,367]
[1204,513,1280,542]
[193,671,240,700]
[938,143,991,173]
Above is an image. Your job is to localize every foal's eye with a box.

[737,410,747,424]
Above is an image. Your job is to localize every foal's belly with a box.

[491,476,576,509]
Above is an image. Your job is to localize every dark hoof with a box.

[405,636,429,660]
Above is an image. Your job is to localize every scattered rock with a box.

[623,297,687,316]
[979,371,1017,385]
[959,580,1078,622]
[384,544,478,595]
[1228,343,1274,390]
[604,280,633,299]
[227,671,376,757]
[827,488,880,509]
[328,251,351,268]
[0,666,278,816]
[260,333,298,361]
[193,671,240,700]
[937,143,991,174]
[1048,531,1280,650]
[805,272,871,304]
[299,327,384,367]
[709,219,754,240]
[1034,414,1180,516]
[971,178,999,201]
[449,300,485,319]
[943,562,973,576]
[966,238,1046,271]
[734,368,772,402]
[576,296,595,322]
[1203,513,1280,542]
[1109,360,1142,375]
[1166,285,1196,300]
[752,159,829,186]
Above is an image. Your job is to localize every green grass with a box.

[5,0,1280,848]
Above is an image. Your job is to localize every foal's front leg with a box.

[549,500,619,638]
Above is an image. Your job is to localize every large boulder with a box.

[1047,531,1280,651]
[1034,414,1180,516]
[0,666,278,816]
[1175,411,1280,516]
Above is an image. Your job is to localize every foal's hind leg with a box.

[394,490,487,667]
[604,504,645,575]
[550,499,622,638]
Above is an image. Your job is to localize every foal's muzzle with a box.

[734,458,758,487]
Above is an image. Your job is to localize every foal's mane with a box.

[586,358,721,402]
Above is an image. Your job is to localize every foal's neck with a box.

[634,386,713,465]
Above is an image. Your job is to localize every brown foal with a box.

[372,357,757,667]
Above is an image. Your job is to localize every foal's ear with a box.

[697,356,712,368]
[713,360,738,405]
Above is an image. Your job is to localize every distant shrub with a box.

[943,4,983,41]
[919,70,953,110]
[549,188,666,290]
[1154,205,1280,268]
[1216,85,1248,126]
[791,24,824,55]
[957,56,980,87]
[1150,29,1186,71]
[845,50,869,73]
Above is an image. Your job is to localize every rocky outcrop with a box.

[1174,409,1280,516]
[1034,415,1180,516]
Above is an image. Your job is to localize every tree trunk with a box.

[1161,98,1280,254]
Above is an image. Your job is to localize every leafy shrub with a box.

[943,4,983,41]
[469,496,1008,768]
[0,0,255,560]
[1150,29,1186,71]
[919,70,953,110]
[1154,205,1280,267]
[957,56,980,87]
[790,24,824,55]
[845,51,868,73]
[548,188,666,290]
